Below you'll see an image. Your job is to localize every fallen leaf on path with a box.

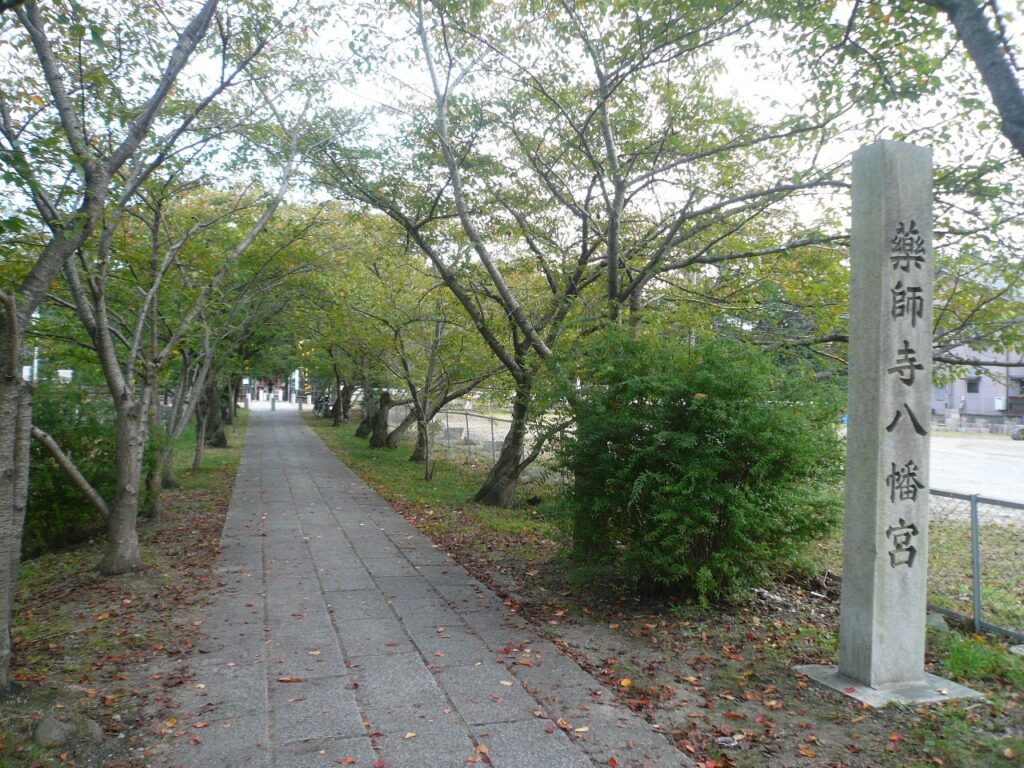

[336,758,357,765]
[277,676,304,683]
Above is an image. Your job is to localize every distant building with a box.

[931,348,1024,424]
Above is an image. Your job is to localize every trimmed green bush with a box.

[560,328,844,604]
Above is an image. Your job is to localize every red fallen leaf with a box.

[373,760,388,768]
[188,737,202,745]
[608,759,619,767]
[336,758,357,765]
[845,686,857,693]
[754,715,768,724]
[385,641,400,647]
[724,711,743,719]
[277,677,304,683]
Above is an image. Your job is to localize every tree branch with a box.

[30,426,110,519]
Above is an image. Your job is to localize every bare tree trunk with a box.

[223,379,235,426]
[355,386,377,438]
[100,403,148,575]
[0,375,32,690]
[472,382,530,508]
[340,383,353,423]
[31,426,110,519]
[331,362,344,427]
[143,391,163,519]
[193,409,208,470]
[409,419,429,462]
[161,459,179,490]
[369,392,393,449]
[386,409,417,448]
[203,378,227,448]
[331,361,342,426]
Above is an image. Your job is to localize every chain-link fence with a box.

[927,490,1024,642]
[383,404,569,483]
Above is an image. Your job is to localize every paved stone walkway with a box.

[167,409,691,768]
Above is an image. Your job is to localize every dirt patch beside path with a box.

[0,428,245,768]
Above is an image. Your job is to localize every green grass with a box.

[305,417,565,542]
[938,632,1024,688]
[170,410,249,493]
[813,515,1024,637]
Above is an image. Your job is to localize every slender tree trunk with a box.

[223,379,234,426]
[231,375,241,420]
[355,387,377,438]
[143,393,163,520]
[409,419,429,462]
[161,457,179,490]
[386,409,417,448]
[100,402,148,575]
[331,362,344,427]
[193,409,208,470]
[472,381,531,508]
[369,391,393,449]
[0,374,32,690]
[340,383,353,423]
[203,378,227,448]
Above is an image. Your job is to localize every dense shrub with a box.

[24,382,117,557]
[559,329,844,604]
[25,382,160,557]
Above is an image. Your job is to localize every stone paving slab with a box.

[166,408,692,767]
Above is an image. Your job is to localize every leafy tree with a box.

[0,0,220,690]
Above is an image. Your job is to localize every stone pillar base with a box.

[796,664,984,707]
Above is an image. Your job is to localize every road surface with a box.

[931,433,1024,502]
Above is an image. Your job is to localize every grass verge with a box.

[305,417,566,558]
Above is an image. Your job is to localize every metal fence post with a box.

[969,493,983,633]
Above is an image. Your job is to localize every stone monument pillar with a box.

[798,140,981,706]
